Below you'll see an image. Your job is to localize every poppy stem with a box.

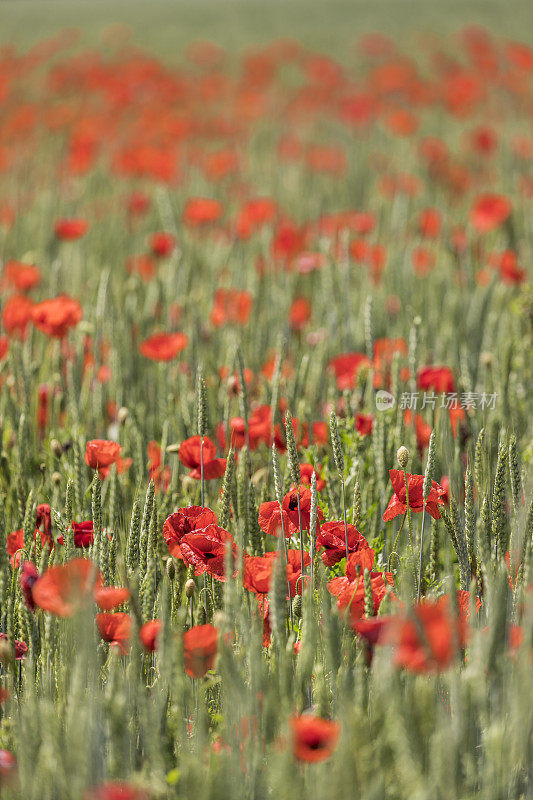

[417,507,427,601]
[279,510,294,631]
[341,479,349,562]
[296,492,305,580]
[200,437,205,508]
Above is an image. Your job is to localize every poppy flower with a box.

[299,463,324,491]
[7,528,51,568]
[163,506,217,558]
[0,633,27,661]
[94,585,130,611]
[0,749,17,785]
[36,503,52,537]
[385,599,469,673]
[417,365,455,394]
[127,191,151,217]
[126,254,156,281]
[32,559,100,616]
[139,331,188,361]
[180,524,235,581]
[0,336,7,360]
[1,294,34,337]
[328,352,371,390]
[243,553,278,595]
[418,208,441,239]
[258,500,294,538]
[383,469,446,521]
[286,549,312,595]
[178,435,226,480]
[282,485,324,532]
[95,613,132,655]
[328,570,392,620]
[32,295,82,338]
[57,520,94,548]
[352,616,393,645]
[183,623,218,678]
[289,296,312,331]
[290,715,340,763]
[139,619,162,652]
[2,260,41,292]
[316,522,372,568]
[183,197,223,227]
[355,414,374,436]
[54,218,89,240]
[19,561,39,611]
[85,440,121,473]
[210,288,253,327]
[147,440,172,491]
[470,194,511,233]
[84,782,149,800]
[149,231,176,257]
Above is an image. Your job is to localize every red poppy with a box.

[243,552,278,595]
[57,520,94,548]
[385,599,469,673]
[289,296,312,331]
[126,254,156,282]
[36,503,52,537]
[258,500,294,538]
[286,549,312,595]
[85,440,121,471]
[95,613,132,655]
[1,294,34,337]
[328,570,392,620]
[147,440,171,491]
[290,715,340,762]
[178,435,226,480]
[299,463,324,491]
[316,522,372,567]
[7,529,51,568]
[54,218,89,240]
[417,365,455,394]
[355,414,374,436]
[84,782,149,800]
[180,524,235,581]
[183,197,223,227]
[2,260,41,292]
[163,506,217,558]
[32,295,82,338]
[94,585,130,611]
[139,619,162,652]
[19,561,39,611]
[383,469,446,521]
[149,231,176,257]
[0,336,7,360]
[282,485,324,532]
[127,191,151,217]
[470,194,511,233]
[418,208,441,239]
[32,559,100,616]
[352,616,393,645]
[183,623,218,678]
[210,288,253,327]
[328,352,371,390]
[0,633,27,660]
[139,331,188,361]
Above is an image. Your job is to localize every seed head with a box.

[185,579,196,598]
[397,446,409,470]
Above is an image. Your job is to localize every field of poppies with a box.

[0,3,531,799]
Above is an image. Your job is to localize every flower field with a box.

[0,2,531,798]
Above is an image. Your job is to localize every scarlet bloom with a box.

[32,559,99,616]
[85,439,121,471]
[0,633,27,660]
[19,561,39,611]
[258,500,293,538]
[32,295,82,338]
[355,413,374,436]
[290,715,340,763]
[386,599,469,673]
[58,520,94,548]
[286,549,312,595]
[282,485,324,532]
[180,524,235,581]
[289,296,312,331]
[328,569,392,620]
[139,331,188,361]
[1,294,34,337]
[210,288,253,327]
[243,553,278,595]
[178,435,226,480]
[470,194,511,233]
[183,197,223,227]
[183,623,218,678]
[139,619,162,652]
[93,585,130,611]
[149,231,176,257]
[316,522,372,567]
[299,463,324,491]
[95,613,132,655]
[2,260,41,292]
[328,352,371,390]
[0,336,7,360]
[54,218,89,240]
[163,506,217,558]
[417,365,455,394]
[383,469,446,521]
[84,782,149,800]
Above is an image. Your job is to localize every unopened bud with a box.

[397,446,409,469]
[50,438,63,457]
[166,442,180,454]
[117,407,129,424]
[185,579,196,598]
[292,594,303,619]
[166,559,176,580]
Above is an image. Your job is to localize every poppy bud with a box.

[397,446,409,469]
[292,594,303,619]
[0,640,12,667]
[50,438,63,457]
[52,471,62,485]
[117,407,129,424]
[165,442,180,454]
[166,559,176,580]
[185,579,196,598]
